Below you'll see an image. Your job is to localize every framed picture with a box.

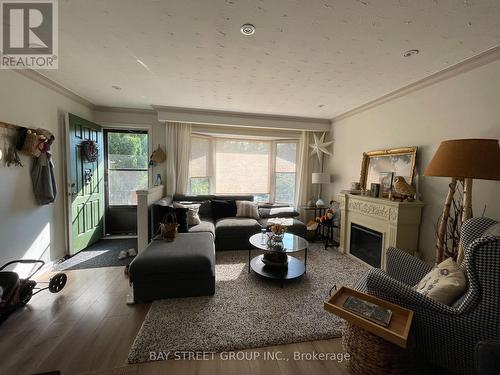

[378,172,394,197]
[359,147,417,191]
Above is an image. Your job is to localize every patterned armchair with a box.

[354,217,500,375]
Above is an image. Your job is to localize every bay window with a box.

[189,135,298,204]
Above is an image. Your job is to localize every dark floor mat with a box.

[54,238,137,271]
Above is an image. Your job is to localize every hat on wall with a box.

[149,145,166,165]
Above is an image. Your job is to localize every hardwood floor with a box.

[0,266,349,375]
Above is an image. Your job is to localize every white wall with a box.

[327,59,500,263]
[0,70,93,271]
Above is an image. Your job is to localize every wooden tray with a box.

[324,286,413,348]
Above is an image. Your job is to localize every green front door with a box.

[68,114,104,254]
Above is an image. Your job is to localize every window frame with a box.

[188,134,299,204]
[273,139,299,205]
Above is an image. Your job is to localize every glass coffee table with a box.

[248,232,309,287]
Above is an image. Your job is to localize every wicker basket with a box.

[342,323,415,375]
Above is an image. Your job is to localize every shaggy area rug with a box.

[128,244,367,364]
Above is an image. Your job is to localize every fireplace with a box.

[350,223,383,268]
[337,193,423,270]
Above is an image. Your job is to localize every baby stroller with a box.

[0,259,67,324]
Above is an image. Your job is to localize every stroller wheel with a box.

[49,273,67,293]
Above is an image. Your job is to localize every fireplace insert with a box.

[350,223,382,268]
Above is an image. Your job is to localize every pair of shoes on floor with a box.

[118,248,137,260]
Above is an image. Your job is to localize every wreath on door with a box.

[81,140,98,162]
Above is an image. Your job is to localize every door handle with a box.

[69,182,78,197]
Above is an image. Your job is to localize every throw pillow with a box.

[236,200,259,219]
[211,199,237,221]
[173,202,201,226]
[198,200,212,218]
[483,223,500,237]
[413,257,466,305]
[259,206,300,218]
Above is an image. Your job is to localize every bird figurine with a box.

[392,176,416,201]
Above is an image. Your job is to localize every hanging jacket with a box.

[31,150,57,205]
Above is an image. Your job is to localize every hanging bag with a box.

[159,212,178,241]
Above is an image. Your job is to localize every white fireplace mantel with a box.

[337,193,424,270]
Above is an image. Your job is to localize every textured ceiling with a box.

[42,0,500,118]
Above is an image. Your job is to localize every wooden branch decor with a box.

[457,178,474,264]
[436,178,457,264]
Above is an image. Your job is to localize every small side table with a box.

[301,206,339,248]
[317,220,339,249]
[324,286,415,375]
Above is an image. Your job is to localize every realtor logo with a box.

[1,0,58,69]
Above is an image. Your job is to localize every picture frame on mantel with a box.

[359,147,417,191]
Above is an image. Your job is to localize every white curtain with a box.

[295,131,311,208]
[165,122,192,195]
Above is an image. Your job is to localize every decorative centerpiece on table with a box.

[263,224,288,267]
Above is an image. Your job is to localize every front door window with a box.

[106,131,149,206]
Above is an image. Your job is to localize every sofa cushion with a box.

[259,206,300,218]
[198,200,212,218]
[174,202,201,225]
[211,199,237,221]
[188,218,215,237]
[155,196,173,206]
[236,200,260,219]
[215,217,261,237]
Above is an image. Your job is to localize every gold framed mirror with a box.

[359,147,417,191]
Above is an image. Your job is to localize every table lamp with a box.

[312,172,331,207]
[424,139,500,263]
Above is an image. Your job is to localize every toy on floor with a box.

[0,260,67,324]
[315,208,335,223]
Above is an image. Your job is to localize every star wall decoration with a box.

[309,132,333,162]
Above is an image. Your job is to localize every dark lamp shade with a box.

[424,139,500,180]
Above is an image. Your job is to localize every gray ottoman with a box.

[129,232,215,302]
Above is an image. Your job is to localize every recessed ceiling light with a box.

[111,85,122,90]
[240,24,256,36]
[403,49,419,57]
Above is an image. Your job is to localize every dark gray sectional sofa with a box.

[129,194,307,302]
[153,194,307,250]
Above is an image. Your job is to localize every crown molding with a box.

[14,69,95,109]
[333,44,500,122]
[93,105,156,115]
[153,105,331,132]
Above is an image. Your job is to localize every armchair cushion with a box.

[413,257,466,305]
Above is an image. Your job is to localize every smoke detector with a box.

[240,24,256,36]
